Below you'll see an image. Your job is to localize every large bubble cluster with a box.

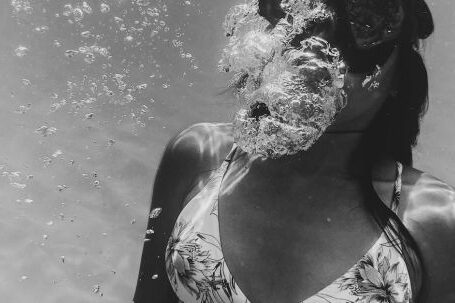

[220,0,347,159]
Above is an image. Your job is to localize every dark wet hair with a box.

[365,3,434,300]
[260,0,434,301]
[369,0,433,163]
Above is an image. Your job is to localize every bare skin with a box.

[134,52,455,302]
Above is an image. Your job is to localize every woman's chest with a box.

[216,179,383,302]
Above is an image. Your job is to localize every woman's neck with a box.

[237,131,378,180]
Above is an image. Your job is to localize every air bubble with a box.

[149,208,162,219]
[34,26,49,33]
[35,125,57,137]
[81,1,92,14]
[100,3,110,13]
[65,50,79,58]
[15,46,29,57]
[11,0,32,14]
[21,79,31,86]
[92,284,101,295]
[14,104,32,114]
[81,31,91,38]
[10,182,26,189]
[57,185,69,192]
[52,150,63,158]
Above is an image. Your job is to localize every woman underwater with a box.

[134,0,455,302]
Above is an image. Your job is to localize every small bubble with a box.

[11,0,32,14]
[60,256,65,263]
[21,275,29,281]
[149,208,162,219]
[131,218,136,224]
[65,49,79,58]
[146,229,155,235]
[92,284,101,294]
[43,234,48,240]
[81,31,91,38]
[124,94,134,102]
[15,46,29,57]
[14,104,32,114]
[10,182,26,189]
[136,83,148,90]
[81,1,92,14]
[85,113,94,119]
[42,157,53,167]
[72,8,84,21]
[35,125,57,137]
[100,3,110,13]
[52,150,63,158]
[53,40,62,47]
[34,25,49,33]
[21,79,31,86]
[57,185,69,192]
[152,274,158,280]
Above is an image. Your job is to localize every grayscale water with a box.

[0,1,453,302]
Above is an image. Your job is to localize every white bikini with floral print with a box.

[165,143,412,303]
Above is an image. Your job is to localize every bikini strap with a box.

[390,161,403,213]
[224,143,238,163]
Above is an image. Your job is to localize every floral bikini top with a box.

[165,144,413,303]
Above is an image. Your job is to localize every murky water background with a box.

[0,1,453,302]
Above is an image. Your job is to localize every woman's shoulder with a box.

[400,165,455,228]
[164,122,235,171]
[400,166,455,302]
[372,160,455,223]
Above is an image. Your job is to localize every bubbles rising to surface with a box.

[1,0,234,301]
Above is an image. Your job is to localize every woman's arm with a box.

[133,123,234,303]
